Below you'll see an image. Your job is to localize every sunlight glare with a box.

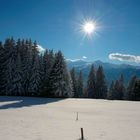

[83,21,96,34]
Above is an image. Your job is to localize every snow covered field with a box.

[0,96,140,140]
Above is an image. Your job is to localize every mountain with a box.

[67,59,140,85]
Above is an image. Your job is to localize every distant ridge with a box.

[66,59,140,84]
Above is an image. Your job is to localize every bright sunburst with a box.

[83,21,96,34]
[75,18,100,40]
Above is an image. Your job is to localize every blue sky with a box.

[0,0,140,64]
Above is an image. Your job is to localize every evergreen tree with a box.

[46,50,54,79]
[95,66,107,99]
[4,38,16,95]
[70,67,78,98]
[77,70,84,98]
[113,80,120,100]
[16,39,22,57]
[20,39,26,61]
[118,74,126,100]
[0,42,5,95]
[27,41,41,95]
[28,54,41,96]
[42,50,55,94]
[48,51,73,97]
[131,79,140,101]
[126,75,137,100]
[107,80,114,100]
[87,65,96,98]
[42,49,48,76]
[64,67,73,97]
[22,46,32,95]
[13,52,24,95]
[38,54,44,93]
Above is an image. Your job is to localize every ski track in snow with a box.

[0,96,140,140]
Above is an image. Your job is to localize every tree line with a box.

[0,38,140,101]
[0,38,73,97]
[71,65,140,101]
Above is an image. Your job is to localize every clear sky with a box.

[0,0,140,64]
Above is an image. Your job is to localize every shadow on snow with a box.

[0,96,64,110]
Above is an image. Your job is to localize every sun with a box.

[83,21,96,34]
[75,17,101,40]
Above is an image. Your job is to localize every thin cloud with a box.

[66,59,82,62]
[37,45,45,53]
[67,56,87,62]
[82,56,87,59]
[109,53,140,63]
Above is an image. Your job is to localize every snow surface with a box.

[0,96,140,140]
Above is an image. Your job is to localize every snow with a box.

[0,96,140,140]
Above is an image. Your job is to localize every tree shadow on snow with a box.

[0,96,64,110]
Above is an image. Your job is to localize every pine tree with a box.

[113,80,120,100]
[22,40,33,95]
[64,67,73,97]
[42,50,55,94]
[28,42,41,96]
[0,42,6,95]
[126,75,137,100]
[43,49,48,76]
[77,70,84,98]
[107,80,114,100]
[87,65,96,98]
[38,54,44,94]
[13,52,24,95]
[118,74,126,100]
[70,67,78,98]
[4,38,16,95]
[32,41,38,61]
[131,79,140,101]
[20,39,26,61]
[46,50,54,79]
[48,51,73,97]
[28,55,41,96]
[95,66,107,99]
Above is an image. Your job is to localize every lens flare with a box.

[83,21,96,34]
[75,17,101,40]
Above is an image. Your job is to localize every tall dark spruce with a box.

[13,52,24,95]
[42,49,54,95]
[48,51,73,97]
[107,80,115,100]
[70,67,78,98]
[112,74,125,100]
[126,75,137,100]
[95,66,107,99]
[77,70,84,98]
[4,38,16,95]
[118,74,126,100]
[132,79,140,101]
[87,65,96,98]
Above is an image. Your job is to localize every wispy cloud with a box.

[109,53,140,63]
[67,56,87,62]
[82,56,87,59]
[37,45,45,53]
[66,59,82,62]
